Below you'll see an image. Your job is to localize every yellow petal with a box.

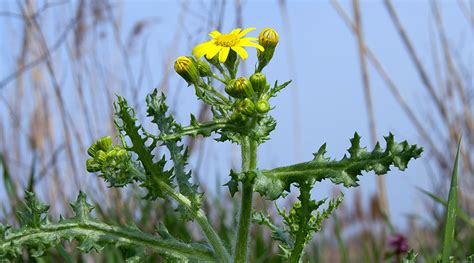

[205,45,222,59]
[193,41,212,58]
[240,37,257,42]
[209,30,221,38]
[238,27,256,37]
[219,47,230,62]
[239,41,264,51]
[231,46,248,60]
[231,28,242,35]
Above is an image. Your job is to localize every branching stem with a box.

[130,168,230,261]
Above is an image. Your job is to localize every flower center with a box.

[215,34,239,47]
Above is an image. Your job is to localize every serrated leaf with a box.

[0,192,216,261]
[17,191,49,228]
[114,95,173,199]
[146,90,202,213]
[254,133,423,200]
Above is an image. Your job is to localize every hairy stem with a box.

[130,168,230,261]
[289,184,311,262]
[234,138,257,262]
[0,220,215,261]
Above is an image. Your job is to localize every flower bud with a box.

[224,79,240,98]
[249,73,267,93]
[96,136,113,152]
[257,28,279,71]
[174,56,200,85]
[256,99,270,113]
[86,158,100,173]
[197,60,213,77]
[235,77,254,98]
[238,98,256,116]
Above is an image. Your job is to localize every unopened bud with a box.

[256,99,270,113]
[96,136,113,152]
[235,77,254,98]
[238,98,256,116]
[250,73,267,93]
[174,56,200,85]
[197,60,213,77]
[257,28,279,71]
[86,158,100,173]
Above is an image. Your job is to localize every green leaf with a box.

[146,90,202,213]
[267,80,292,98]
[417,187,474,228]
[254,133,423,200]
[402,250,418,263]
[442,139,461,263]
[0,192,216,261]
[114,95,173,199]
[17,191,49,228]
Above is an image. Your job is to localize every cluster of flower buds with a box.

[86,136,133,186]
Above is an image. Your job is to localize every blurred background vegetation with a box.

[0,0,472,262]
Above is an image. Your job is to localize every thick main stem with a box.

[234,138,257,262]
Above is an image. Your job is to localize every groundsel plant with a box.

[0,27,422,262]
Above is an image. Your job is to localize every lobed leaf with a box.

[146,90,203,216]
[0,192,215,261]
[253,132,423,200]
[114,96,174,199]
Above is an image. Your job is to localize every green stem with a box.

[212,74,228,84]
[233,138,257,262]
[158,119,232,141]
[130,168,230,261]
[289,185,310,262]
[1,220,215,261]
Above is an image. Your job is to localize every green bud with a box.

[86,158,101,173]
[257,28,279,72]
[197,60,213,77]
[249,73,267,93]
[235,77,254,98]
[225,79,241,98]
[174,56,200,85]
[96,150,107,165]
[87,143,99,158]
[96,136,113,152]
[256,99,270,113]
[238,98,256,116]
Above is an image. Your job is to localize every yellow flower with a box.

[192,28,264,63]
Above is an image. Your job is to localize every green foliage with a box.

[0,192,214,261]
[442,140,460,263]
[249,133,423,200]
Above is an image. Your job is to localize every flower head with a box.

[192,28,264,63]
[388,234,409,255]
